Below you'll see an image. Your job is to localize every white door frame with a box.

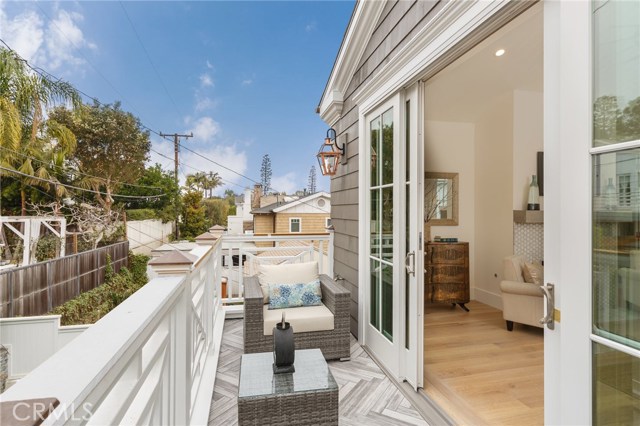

[543,1,592,424]
[399,82,424,389]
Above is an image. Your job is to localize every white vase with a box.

[527,175,540,211]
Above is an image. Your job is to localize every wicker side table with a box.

[237,349,338,425]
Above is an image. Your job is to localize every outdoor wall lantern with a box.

[316,128,346,176]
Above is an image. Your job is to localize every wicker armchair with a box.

[243,274,351,360]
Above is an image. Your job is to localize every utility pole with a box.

[160,132,193,240]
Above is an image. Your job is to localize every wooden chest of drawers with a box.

[425,242,470,311]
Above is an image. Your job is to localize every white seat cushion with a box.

[263,304,334,336]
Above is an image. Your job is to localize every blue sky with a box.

[0,1,354,195]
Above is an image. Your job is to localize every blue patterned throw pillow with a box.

[268,280,322,310]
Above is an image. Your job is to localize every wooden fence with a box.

[0,241,129,318]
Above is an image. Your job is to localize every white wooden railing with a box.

[0,239,224,426]
[220,233,333,316]
[0,233,333,425]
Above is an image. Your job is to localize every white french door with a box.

[401,83,424,389]
[362,87,423,387]
[364,96,401,376]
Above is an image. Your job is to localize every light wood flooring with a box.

[209,319,430,426]
[422,300,544,426]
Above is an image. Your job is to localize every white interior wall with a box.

[513,90,545,210]
[424,120,476,291]
[423,89,543,310]
[473,93,515,308]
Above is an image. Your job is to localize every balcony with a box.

[0,233,431,425]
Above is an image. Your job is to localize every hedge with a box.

[50,252,150,325]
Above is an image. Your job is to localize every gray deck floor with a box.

[208,319,430,426]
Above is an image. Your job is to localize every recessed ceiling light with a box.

[495,49,506,57]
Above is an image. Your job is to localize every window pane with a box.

[382,187,393,262]
[593,149,640,347]
[406,100,410,182]
[593,342,640,425]
[382,108,394,185]
[371,117,380,187]
[593,0,640,146]
[371,189,380,257]
[382,262,393,341]
[370,259,380,330]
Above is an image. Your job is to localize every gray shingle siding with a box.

[329,0,441,338]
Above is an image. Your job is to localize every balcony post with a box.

[147,250,195,424]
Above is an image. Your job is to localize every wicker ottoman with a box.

[237,349,338,425]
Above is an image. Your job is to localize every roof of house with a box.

[250,191,330,214]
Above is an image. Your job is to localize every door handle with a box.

[539,283,555,330]
[405,251,415,276]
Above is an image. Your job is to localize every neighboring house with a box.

[227,188,254,235]
[318,0,636,424]
[251,191,331,235]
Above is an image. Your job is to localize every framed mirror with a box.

[424,172,458,226]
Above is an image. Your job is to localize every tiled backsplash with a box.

[514,223,544,263]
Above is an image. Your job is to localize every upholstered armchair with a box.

[500,255,544,331]
[243,261,351,360]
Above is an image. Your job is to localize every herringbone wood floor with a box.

[208,319,429,426]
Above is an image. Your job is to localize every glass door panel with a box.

[592,1,640,423]
[369,107,394,342]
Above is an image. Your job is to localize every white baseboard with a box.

[471,287,502,310]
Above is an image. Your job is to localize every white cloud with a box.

[0,8,44,61]
[199,73,213,87]
[189,116,220,142]
[241,79,253,86]
[149,138,248,195]
[206,60,213,69]
[271,172,298,195]
[0,4,94,72]
[195,97,216,112]
[305,21,317,32]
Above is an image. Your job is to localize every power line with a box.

[119,1,185,120]
[0,146,166,192]
[179,143,261,186]
[0,166,168,200]
[33,2,159,130]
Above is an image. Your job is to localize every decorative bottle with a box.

[604,177,616,210]
[527,175,540,211]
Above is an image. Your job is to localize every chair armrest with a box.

[500,280,543,297]
[319,274,350,316]
[244,276,265,322]
[245,276,264,301]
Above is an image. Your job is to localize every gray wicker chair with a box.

[243,274,351,360]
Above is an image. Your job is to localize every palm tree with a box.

[0,47,81,215]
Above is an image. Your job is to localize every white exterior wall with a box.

[127,219,173,255]
[0,316,88,387]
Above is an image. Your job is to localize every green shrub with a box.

[126,209,158,221]
[35,235,62,262]
[50,252,150,325]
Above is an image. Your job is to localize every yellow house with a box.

[251,191,331,235]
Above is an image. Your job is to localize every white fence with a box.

[0,240,224,426]
[127,219,173,255]
[0,316,88,388]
